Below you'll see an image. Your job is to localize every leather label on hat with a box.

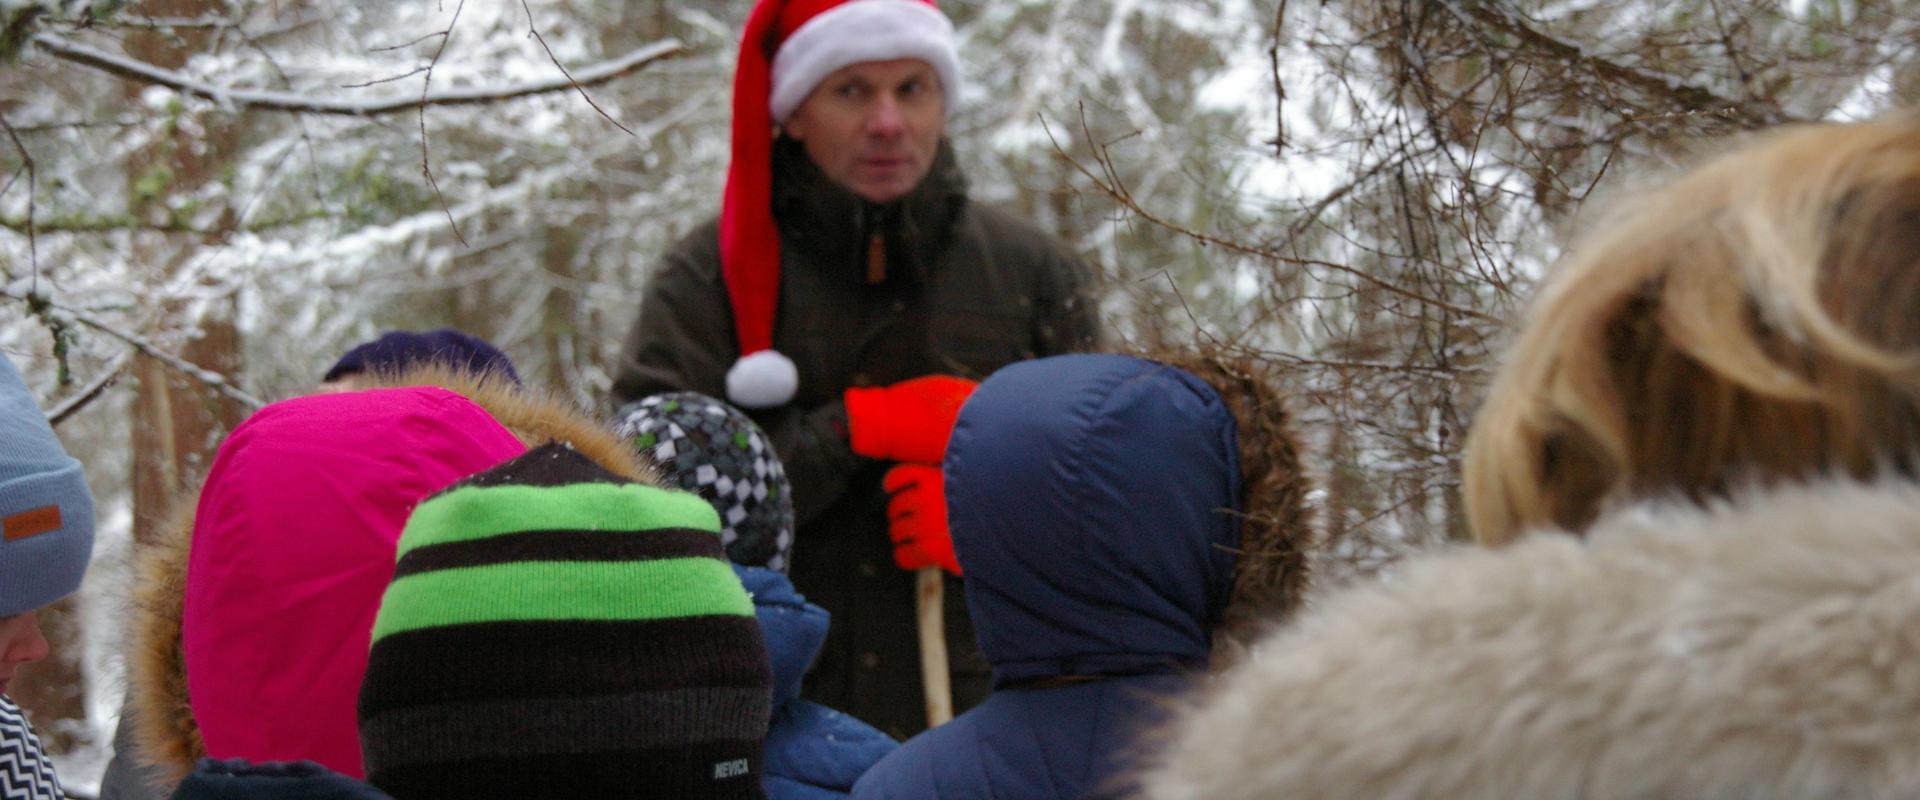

[4,505,62,541]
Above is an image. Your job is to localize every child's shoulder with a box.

[0,695,65,798]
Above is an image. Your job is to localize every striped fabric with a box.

[0,696,62,800]
[358,443,772,799]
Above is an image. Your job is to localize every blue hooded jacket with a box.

[737,564,900,799]
[849,354,1243,800]
[168,759,394,799]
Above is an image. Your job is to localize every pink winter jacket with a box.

[180,386,526,778]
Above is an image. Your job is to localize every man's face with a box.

[783,58,946,204]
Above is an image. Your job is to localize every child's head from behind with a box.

[945,352,1310,682]
[358,443,771,799]
[612,392,794,571]
[1464,115,1920,545]
[320,329,520,391]
[181,387,527,776]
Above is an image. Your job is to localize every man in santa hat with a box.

[613,0,1101,739]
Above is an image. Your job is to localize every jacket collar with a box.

[770,135,969,285]
[731,564,829,708]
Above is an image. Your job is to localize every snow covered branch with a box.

[0,111,36,278]
[46,350,129,427]
[1446,3,1794,128]
[1,285,264,409]
[28,33,685,116]
[1043,113,1499,325]
[2,210,331,235]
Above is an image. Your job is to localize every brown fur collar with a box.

[125,366,648,787]
[363,364,654,485]
[127,496,200,788]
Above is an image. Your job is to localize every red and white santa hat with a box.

[720,0,960,409]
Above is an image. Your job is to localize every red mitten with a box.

[844,375,978,464]
[882,464,962,575]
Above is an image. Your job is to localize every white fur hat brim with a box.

[769,0,961,122]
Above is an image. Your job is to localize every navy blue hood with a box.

[945,354,1241,687]
[172,759,394,799]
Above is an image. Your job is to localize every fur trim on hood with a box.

[127,366,650,788]
[1140,479,1920,800]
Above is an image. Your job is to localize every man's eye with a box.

[836,84,864,98]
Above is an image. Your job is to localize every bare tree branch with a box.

[370,30,447,53]
[522,0,634,136]
[9,117,147,133]
[1267,0,1289,154]
[1,210,331,234]
[46,351,130,427]
[417,0,470,247]
[0,111,37,284]
[29,33,685,116]
[1045,112,1499,324]
[340,67,429,89]
[47,11,318,39]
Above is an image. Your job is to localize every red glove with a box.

[883,464,962,575]
[844,376,978,464]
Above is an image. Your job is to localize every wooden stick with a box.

[916,566,953,726]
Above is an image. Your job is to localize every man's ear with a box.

[781,116,809,141]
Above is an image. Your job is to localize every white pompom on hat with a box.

[720,0,960,409]
[725,350,801,411]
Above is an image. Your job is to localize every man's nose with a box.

[3,614,49,666]
[866,96,906,138]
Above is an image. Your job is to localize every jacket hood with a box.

[129,368,651,787]
[1142,479,1920,800]
[946,354,1241,686]
[182,386,527,777]
[733,564,829,708]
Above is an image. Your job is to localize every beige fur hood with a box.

[1140,479,1920,800]
[127,367,652,785]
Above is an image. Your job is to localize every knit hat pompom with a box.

[0,355,94,617]
[613,393,795,572]
[359,443,772,799]
[720,0,957,409]
[726,350,800,410]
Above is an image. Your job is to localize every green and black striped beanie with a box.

[357,442,772,799]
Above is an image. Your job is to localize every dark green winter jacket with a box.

[613,136,1101,739]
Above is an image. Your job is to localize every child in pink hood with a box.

[180,386,526,778]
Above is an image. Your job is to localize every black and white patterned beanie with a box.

[613,393,794,571]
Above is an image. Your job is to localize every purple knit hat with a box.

[323,329,520,385]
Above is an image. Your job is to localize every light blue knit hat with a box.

[0,354,95,617]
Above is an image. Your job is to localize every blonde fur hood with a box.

[1141,479,1920,800]
[127,366,652,785]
